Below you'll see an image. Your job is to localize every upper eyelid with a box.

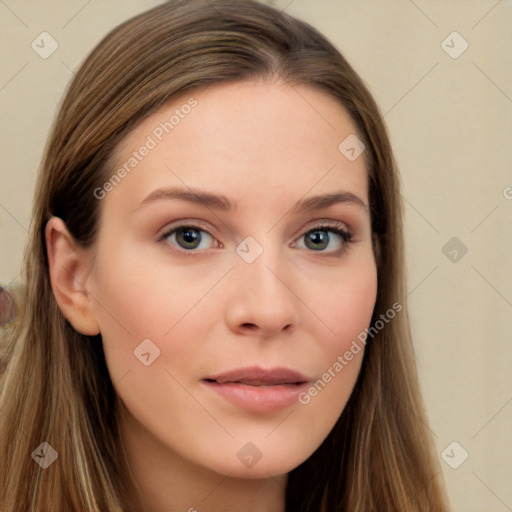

[306,220,351,234]
[160,220,352,246]
[159,219,215,238]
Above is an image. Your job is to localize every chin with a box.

[200,442,313,480]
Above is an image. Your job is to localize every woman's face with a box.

[88,80,377,478]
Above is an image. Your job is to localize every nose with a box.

[224,246,300,338]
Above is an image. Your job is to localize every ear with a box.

[45,217,100,336]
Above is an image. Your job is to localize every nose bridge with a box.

[249,225,298,281]
[239,238,291,300]
[226,235,299,334]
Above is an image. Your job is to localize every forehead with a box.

[105,80,369,214]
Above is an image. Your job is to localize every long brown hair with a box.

[0,1,450,510]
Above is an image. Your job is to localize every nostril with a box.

[241,323,257,330]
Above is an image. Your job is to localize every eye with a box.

[161,224,217,252]
[159,222,352,255]
[293,223,351,253]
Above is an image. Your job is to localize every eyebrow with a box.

[135,187,368,214]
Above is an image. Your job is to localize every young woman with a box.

[0,0,450,510]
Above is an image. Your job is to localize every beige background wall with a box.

[1,0,511,509]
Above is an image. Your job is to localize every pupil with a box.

[179,228,201,248]
[307,231,328,250]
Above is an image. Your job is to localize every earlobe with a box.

[45,217,100,336]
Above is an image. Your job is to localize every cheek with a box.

[297,256,377,417]
[329,270,377,348]
[314,254,378,351]
[89,244,228,380]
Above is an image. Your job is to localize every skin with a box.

[46,79,377,512]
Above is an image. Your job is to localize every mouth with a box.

[204,366,309,386]
[202,366,310,413]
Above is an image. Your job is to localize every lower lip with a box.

[203,381,309,413]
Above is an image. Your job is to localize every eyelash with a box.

[159,221,352,257]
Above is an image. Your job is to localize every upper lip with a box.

[204,366,309,386]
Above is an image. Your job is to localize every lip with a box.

[202,366,310,413]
